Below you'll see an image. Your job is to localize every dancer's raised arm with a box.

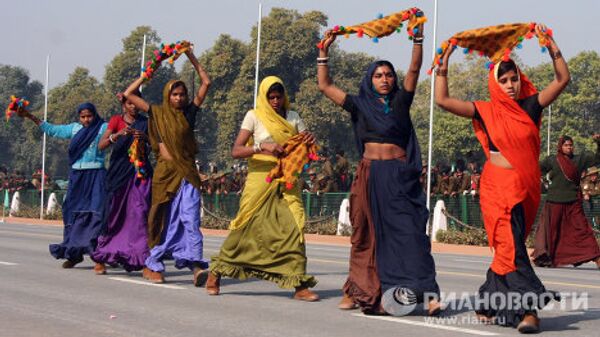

[536,23,570,108]
[317,31,346,106]
[185,48,211,107]
[123,77,149,113]
[403,21,424,92]
[434,46,476,118]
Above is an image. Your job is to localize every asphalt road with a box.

[1,222,599,337]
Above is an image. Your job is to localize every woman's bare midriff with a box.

[158,143,174,161]
[363,143,407,161]
[489,151,513,169]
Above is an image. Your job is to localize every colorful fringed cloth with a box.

[142,40,192,80]
[430,23,554,72]
[317,8,427,48]
[266,133,319,190]
[5,95,29,122]
[128,138,149,181]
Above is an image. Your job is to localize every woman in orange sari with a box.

[435,24,569,333]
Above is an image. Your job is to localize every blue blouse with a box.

[40,121,108,170]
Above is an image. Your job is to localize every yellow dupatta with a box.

[247,76,296,148]
[229,76,306,238]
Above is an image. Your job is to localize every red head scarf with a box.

[556,136,579,183]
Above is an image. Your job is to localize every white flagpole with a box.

[547,105,552,156]
[426,0,439,213]
[253,3,263,109]
[1,190,6,222]
[40,54,50,219]
[1,193,5,222]
[139,34,147,93]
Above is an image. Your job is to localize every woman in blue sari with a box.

[22,103,108,268]
[317,26,441,316]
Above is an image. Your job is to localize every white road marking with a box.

[0,229,62,239]
[453,258,490,264]
[108,277,185,290]
[352,314,499,336]
[0,261,18,266]
[307,246,348,252]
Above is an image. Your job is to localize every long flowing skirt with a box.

[477,163,557,327]
[50,168,106,260]
[91,176,151,271]
[532,200,600,267]
[210,158,316,289]
[343,159,439,312]
[145,179,207,272]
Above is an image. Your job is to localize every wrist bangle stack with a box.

[550,50,562,60]
[413,36,424,45]
[436,68,448,77]
[109,134,116,144]
[317,57,329,66]
[253,143,262,153]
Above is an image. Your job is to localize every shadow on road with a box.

[541,308,600,332]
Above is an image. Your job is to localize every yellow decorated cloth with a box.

[431,23,554,70]
[229,158,306,241]
[266,134,319,190]
[318,7,427,47]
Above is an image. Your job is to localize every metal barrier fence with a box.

[7,189,600,232]
[201,192,350,219]
[431,194,600,232]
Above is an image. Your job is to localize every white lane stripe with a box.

[0,229,62,239]
[352,314,499,336]
[453,258,490,264]
[0,261,18,266]
[108,277,185,290]
[202,238,226,243]
[307,246,349,252]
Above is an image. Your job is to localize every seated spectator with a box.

[435,165,451,196]
[316,173,337,194]
[582,168,600,201]
[334,149,350,192]
[469,165,481,196]
[306,169,318,193]
[449,160,471,197]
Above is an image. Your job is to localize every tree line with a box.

[1,8,599,178]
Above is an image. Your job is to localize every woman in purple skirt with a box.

[123,47,211,285]
[91,90,152,274]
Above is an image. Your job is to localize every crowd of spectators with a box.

[196,148,353,197]
[0,166,63,195]
[5,154,598,200]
